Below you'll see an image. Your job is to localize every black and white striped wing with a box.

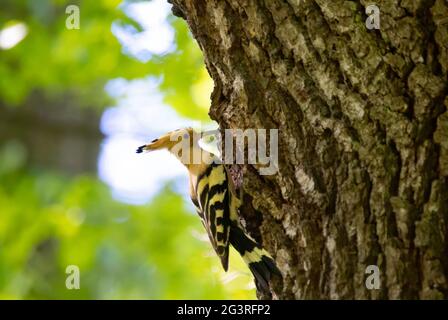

[193,163,231,271]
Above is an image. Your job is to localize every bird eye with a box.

[183,133,189,139]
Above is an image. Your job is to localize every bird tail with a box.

[229,225,280,291]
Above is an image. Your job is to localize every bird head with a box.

[137,127,203,165]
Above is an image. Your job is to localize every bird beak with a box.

[136,135,175,153]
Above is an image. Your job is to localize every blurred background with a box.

[0,0,255,299]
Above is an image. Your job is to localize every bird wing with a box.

[192,163,230,271]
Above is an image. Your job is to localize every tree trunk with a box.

[169,0,448,299]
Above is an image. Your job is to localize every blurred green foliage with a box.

[0,0,254,299]
[0,142,254,299]
[0,0,211,120]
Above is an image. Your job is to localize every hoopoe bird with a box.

[137,127,280,291]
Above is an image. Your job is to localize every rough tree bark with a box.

[169,0,448,299]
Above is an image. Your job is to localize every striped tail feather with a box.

[229,224,280,291]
